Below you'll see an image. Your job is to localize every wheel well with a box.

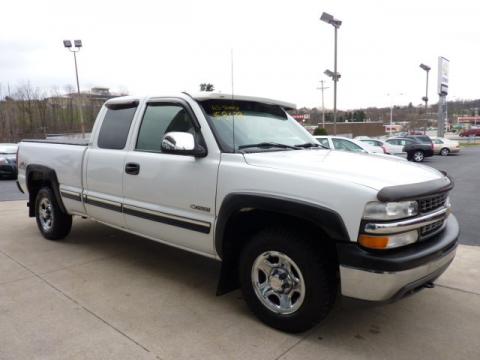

[216,208,341,296]
[26,165,66,217]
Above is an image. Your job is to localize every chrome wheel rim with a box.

[414,152,424,161]
[251,251,306,315]
[441,148,449,156]
[39,197,53,232]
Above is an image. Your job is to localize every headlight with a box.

[0,157,7,165]
[359,230,418,249]
[363,201,418,220]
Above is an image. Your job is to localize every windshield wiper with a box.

[294,142,328,149]
[238,142,301,151]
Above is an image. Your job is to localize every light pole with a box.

[63,39,85,137]
[419,63,431,134]
[320,12,342,135]
[316,80,329,128]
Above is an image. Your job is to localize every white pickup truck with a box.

[17,93,459,333]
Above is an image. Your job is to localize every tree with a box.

[313,127,328,135]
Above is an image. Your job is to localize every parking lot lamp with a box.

[320,12,342,135]
[420,63,431,134]
[63,39,85,137]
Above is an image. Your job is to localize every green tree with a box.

[313,127,328,135]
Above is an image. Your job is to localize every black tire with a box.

[239,227,336,333]
[440,148,450,156]
[412,150,425,162]
[35,187,72,240]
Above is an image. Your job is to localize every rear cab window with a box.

[97,102,138,149]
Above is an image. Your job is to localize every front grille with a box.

[418,192,448,213]
[420,220,444,238]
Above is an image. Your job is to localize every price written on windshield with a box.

[211,104,244,118]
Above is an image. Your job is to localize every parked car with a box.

[386,136,433,162]
[431,137,460,156]
[0,143,18,179]
[315,136,383,154]
[459,128,480,137]
[357,138,396,154]
[17,93,459,333]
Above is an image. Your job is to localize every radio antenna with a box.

[231,48,236,152]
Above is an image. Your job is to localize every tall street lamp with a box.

[63,39,85,137]
[419,63,431,134]
[320,12,342,135]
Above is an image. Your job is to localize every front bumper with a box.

[337,214,459,302]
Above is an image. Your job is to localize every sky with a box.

[0,0,479,110]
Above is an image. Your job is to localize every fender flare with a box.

[214,193,350,295]
[25,164,67,216]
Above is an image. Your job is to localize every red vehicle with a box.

[460,128,480,137]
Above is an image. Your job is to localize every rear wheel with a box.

[412,151,425,162]
[239,227,336,333]
[35,187,72,240]
[440,148,450,156]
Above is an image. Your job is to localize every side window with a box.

[332,138,363,152]
[387,139,397,145]
[98,106,137,149]
[136,103,197,152]
[317,138,330,148]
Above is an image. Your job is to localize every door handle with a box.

[125,162,140,175]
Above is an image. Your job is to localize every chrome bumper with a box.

[340,247,455,301]
[338,215,459,302]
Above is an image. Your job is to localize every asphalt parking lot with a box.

[0,148,479,359]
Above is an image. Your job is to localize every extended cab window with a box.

[136,103,197,152]
[98,105,138,149]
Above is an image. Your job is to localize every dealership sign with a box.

[438,56,449,96]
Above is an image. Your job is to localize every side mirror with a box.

[161,132,207,157]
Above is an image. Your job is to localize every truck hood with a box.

[243,149,443,191]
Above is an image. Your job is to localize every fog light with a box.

[359,230,418,249]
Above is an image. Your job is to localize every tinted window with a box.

[386,139,398,145]
[136,103,196,152]
[98,106,137,149]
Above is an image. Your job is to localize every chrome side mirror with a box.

[161,132,207,157]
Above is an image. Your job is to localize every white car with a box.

[357,138,396,155]
[431,137,460,156]
[314,136,406,161]
[315,136,383,153]
[385,137,414,154]
[17,93,458,333]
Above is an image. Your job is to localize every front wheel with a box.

[239,227,336,333]
[35,187,72,240]
[440,148,450,156]
[412,151,425,162]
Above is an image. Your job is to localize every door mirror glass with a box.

[161,132,206,157]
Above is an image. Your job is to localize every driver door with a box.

[122,100,219,256]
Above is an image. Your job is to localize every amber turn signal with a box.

[358,235,389,249]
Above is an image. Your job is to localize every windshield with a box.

[199,100,316,152]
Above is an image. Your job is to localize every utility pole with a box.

[316,80,329,128]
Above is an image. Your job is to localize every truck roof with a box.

[105,93,296,110]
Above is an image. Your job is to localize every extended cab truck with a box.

[17,93,459,333]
